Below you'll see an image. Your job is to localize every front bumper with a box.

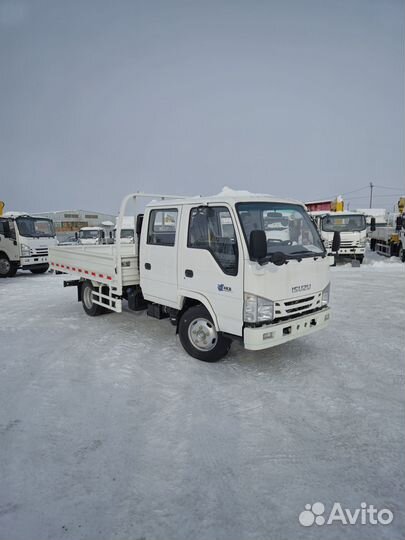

[328,247,365,256]
[244,307,331,351]
[20,256,49,269]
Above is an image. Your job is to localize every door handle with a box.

[185,269,193,278]
[145,263,151,270]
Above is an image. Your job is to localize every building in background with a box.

[32,209,116,242]
[306,196,344,213]
[305,199,333,212]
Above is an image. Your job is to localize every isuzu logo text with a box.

[292,284,311,293]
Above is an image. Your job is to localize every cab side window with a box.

[188,206,238,276]
[147,209,178,246]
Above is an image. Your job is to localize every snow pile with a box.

[363,257,404,269]
[214,186,270,198]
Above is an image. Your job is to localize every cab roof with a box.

[146,194,306,209]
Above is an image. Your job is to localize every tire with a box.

[399,244,405,263]
[30,264,49,274]
[0,254,16,278]
[8,263,18,277]
[357,255,364,264]
[370,239,376,251]
[81,281,107,316]
[178,305,231,362]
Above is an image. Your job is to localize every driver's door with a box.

[179,205,244,336]
[0,219,20,262]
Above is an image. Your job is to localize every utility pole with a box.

[369,181,374,208]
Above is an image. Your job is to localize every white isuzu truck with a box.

[77,226,112,245]
[0,212,57,277]
[310,210,367,263]
[49,191,336,362]
[113,216,136,244]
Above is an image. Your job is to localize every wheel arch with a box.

[177,292,219,332]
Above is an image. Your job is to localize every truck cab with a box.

[310,211,367,263]
[113,217,135,244]
[77,226,109,245]
[0,212,57,277]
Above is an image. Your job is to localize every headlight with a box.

[244,294,274,323]
[321,283,330,306]
[21,244,32,257]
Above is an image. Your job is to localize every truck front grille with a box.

[34,248,49,256]
[274,293,322,320]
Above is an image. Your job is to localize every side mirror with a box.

[332,231,341,252]
[101,231,105,239]
[249,230,267,261]
[370,217,376,232]
[3,221,11,238]
[396,216,402,231]
[136,214,144,236]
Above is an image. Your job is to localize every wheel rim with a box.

[0,258,10,275]
[188,317,218,352]
[83,285,93,309]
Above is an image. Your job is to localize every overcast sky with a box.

[1,0,404,214]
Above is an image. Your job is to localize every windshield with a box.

[120,228,134,239]
[16,217,55,238]
[236,202,325,259]
[79,229,99,239]
[322,214,366,232]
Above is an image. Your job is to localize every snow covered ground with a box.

[0,251,404,540]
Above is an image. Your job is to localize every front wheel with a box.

[30,264,49,274]
[0,255,16,278]
[356,255,364,264]
[178,305,231,362]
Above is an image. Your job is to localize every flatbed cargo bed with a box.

[48,244,139,288]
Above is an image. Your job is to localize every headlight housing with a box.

[244,294,274,323]
[21,244,32,257]
[321,283,330,306]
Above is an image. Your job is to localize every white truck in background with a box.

[113,216,135,244]
[49,191,337,362]
[355,208,388,234]
[0,212,57,277]
[310,211,367,263]
[77,225,113,245]
[369,198,405,262]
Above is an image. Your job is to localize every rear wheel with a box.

[30,264,49,274]
[178,305,231,362]
[81,281,107,316]
[0,255,16,278]
[399,244,405,263]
